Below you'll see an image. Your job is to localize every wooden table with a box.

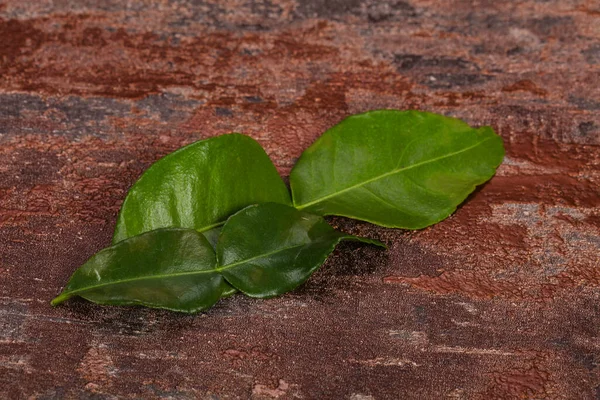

[1,1,599,398]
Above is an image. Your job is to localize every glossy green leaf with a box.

[201,227,221,250]
[216,203,385,298]
[52,206,383,312]
[51,229,227,313]
[201,227,237,298]
[290,110,505,229]
[113,133,291,244]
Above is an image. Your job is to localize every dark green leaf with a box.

[52,207,383,311]
[113,133,291,244]
[202,227,221,249]
[200,226,237,297]
[51,229,227,313]
[216,203,384,298]
[290,110,505,229]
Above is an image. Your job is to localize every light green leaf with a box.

[290,110,504,229]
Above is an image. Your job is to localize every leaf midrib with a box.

[294,137,495,210]
[52,243,308,303]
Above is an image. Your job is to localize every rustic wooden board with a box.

[0,1,599,398]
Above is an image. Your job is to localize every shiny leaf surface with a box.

[216,203,385,298]
[52,229,227,313]
[290,110,505,229]
[113,133,291,244]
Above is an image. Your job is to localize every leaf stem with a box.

[196,221,225,233]
[51,293,72,306]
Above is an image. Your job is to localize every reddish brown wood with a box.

[0,1,598,398]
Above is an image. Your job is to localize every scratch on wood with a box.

[432,346,518,356]
[348,357,420,368]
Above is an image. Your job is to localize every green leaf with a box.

[200,226,237,297]
[52,206,383,312]
[113,133,291,244]
[201,227,221,249]
[290,110,505,229]
[216,203,385,298]
[51,229,227,313]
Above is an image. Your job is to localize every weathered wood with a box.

[0,1,598,398]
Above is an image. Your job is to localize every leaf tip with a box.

[375,240,388,249]
[345,236,387,249]
[366,238,388,249]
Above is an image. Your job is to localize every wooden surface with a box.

[1,1,599,398]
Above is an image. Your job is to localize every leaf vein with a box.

[217,243,307,271]
[361,186,420,217]
[296,137,495,209]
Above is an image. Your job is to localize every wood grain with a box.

[0,0,598,398]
